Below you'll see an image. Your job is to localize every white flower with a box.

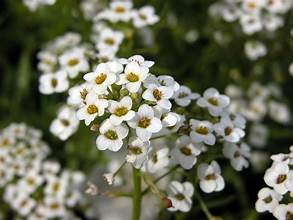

[97,1,133,23]
[128,104,162,141]
[84,62,122,94]
[142,84,174,110]
[43,197,66,218]
[271,152,293,166]
[119,55,154,71]
[242,98,267,121]
[50,106,79,141]
[59,47,89,78]
[264,162,292,195]
[76,91,108,126]
[117,61,149,93]
[45,175,67,199]
[97,28,124,54]
[189,119,215,145]
[198,161,225,193]
[108,96,135,125]
[273,204,293,220]
[39,71,69,94]
[157,75,180,92]
[132,6,159,28]
[171,135,202,170]
[167,181,194,212]
[37,51,57,73]
[173,85,199,107]
[244,41,267,60]
[248,123,268,147]
[263,14,284,31]
[269,101,290,124]
[67,83,91,107]
[142,148,169,173]
[14,193,36,216]
[214,116,245,143]
[126,137,150,169]
[242,0,265,14]
[85,181,98,196]
[289,63,293,76]
[240,14,263,35]
[197,88,230,116]
[19,171,44,194]
[96,119,129,152]
[255,187,282,213]
[223,142,250,171]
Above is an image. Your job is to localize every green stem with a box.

[132,167,142,220]
[194,188,214,220]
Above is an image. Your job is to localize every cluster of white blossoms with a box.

[255,146,293,220]
[209,0,292,35]
[226,82,290,124]
[22,0,56,11]
[0,123,85,219]
[75,54,249,212]
[225,82,290,149]
[91,0,159,60]
[38,1,159,141]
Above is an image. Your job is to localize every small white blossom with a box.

[255,187,282,213]
[173,86,199,107]
[189,119,215,145]
[96,119,129,152]
[128,104,162,141]
[167,181,194,212]
[39,71,69,94]
[198,161,225,193]
[132,6,159,28]
[109,96,135,125]
[126,137,150,169]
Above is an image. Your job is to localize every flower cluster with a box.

[210,0,292,35]
[91,0,159,60]
[22,0,56,11]
[0,123,85,219]
[255,146,292,219]
[38,1,159,141]
[244,40,267,60]
[75,55,248,212]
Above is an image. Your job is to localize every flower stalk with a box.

[132,166,142,220]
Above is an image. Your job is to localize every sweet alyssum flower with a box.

[128,104,162,141]
[117,61,149,93]
[126,137,150,169]
[171,135,202,170]
[167,181,194,212]
[132,5,159,28]
[142,147,170,173]
[198,161,225,193]
[59,47,89,78]
[77,91,109,126]
[39,71,69,94]
[96,28,124,55]
[197,88,230,116]
[255,187,282,213]
[244,41,267,60]
[96,119,129,152]
[50,105,79,141]
[109,96,135,125]
[173,85,199,107]
[189,119,216,145]
[223,142,251,171]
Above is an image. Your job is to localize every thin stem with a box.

[132,167,142,220]
[142,165,179,195]
[194,188,214,220]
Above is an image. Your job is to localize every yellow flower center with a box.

[277,174,287,184]
[87,105,99,114]
[114,106,129,116]
[153,89,163,100]
[129,146,143,155]
[60,119,70,127]
[205,174,216,180]
[224,127,233,136]
[51,78,58,88]
[115,6,126,13]
[67,58,79,66]
[196,126,209,135]
[180,146,192,156]
[104,38,115,45]
[208,97,219,106]
[126,72,139,82]
[175,193,185,201]
[139,13,147,20]
[138,117,151,128]
[105,130,118,140]
[151,153,158,163]
[262,196,272,204]
[80,88,88,100]
[95,73,107,85]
